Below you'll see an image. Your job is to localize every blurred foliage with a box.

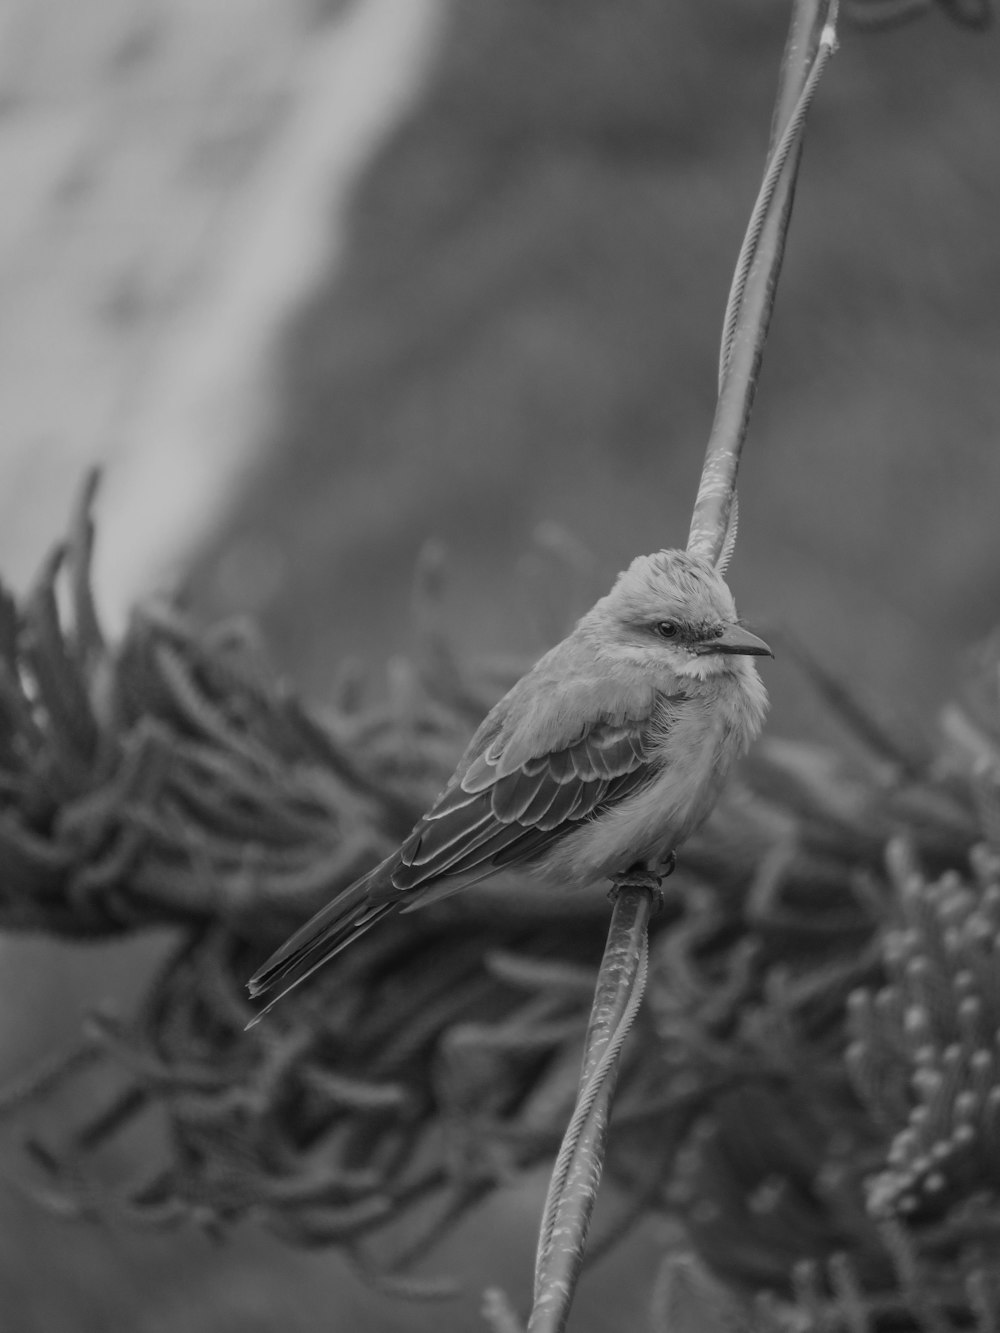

[845,0,991,28]
[1,487,1000,1330]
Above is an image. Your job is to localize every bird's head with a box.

[583,549,772,680]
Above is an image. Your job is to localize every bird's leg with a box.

[608,855,674,913]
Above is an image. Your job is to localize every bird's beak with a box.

[697,625,773,658]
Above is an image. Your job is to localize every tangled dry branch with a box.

[1,483,999,1329]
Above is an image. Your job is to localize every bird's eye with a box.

[656,621,679,639]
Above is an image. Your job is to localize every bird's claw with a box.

[608,855,675,913]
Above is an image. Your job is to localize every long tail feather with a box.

[246,858,397,1026]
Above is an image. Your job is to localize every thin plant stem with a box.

[527,883,654,1333]
[687,0,839,564]
[718,5,839,391]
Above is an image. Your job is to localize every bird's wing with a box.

[378,690,682,900]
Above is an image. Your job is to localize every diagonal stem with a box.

[718,4,839,393]
[687,0,839,565]
[527,882,655,1333]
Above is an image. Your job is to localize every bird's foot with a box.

[608,858,673,913]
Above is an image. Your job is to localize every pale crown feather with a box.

[578,549,743,679]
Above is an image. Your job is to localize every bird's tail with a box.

[246,856,397,1027]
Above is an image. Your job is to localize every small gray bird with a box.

[247,548,770,1022]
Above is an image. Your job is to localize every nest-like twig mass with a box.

[2,486,1000,1328]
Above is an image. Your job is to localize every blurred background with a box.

[0,0,998,1328]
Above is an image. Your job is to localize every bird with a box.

[247,547,770,1024]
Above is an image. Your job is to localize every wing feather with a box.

[517,773,572,827]
[369,696,684,903]
[545,748,577,783]
[401,809,494,868]
[491,767,549,822]
[543,779,591,829]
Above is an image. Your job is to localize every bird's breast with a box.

[538,673,765,889]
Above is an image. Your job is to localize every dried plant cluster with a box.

[1,489,999,1331]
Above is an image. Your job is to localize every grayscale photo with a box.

[0,2,997,1330]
